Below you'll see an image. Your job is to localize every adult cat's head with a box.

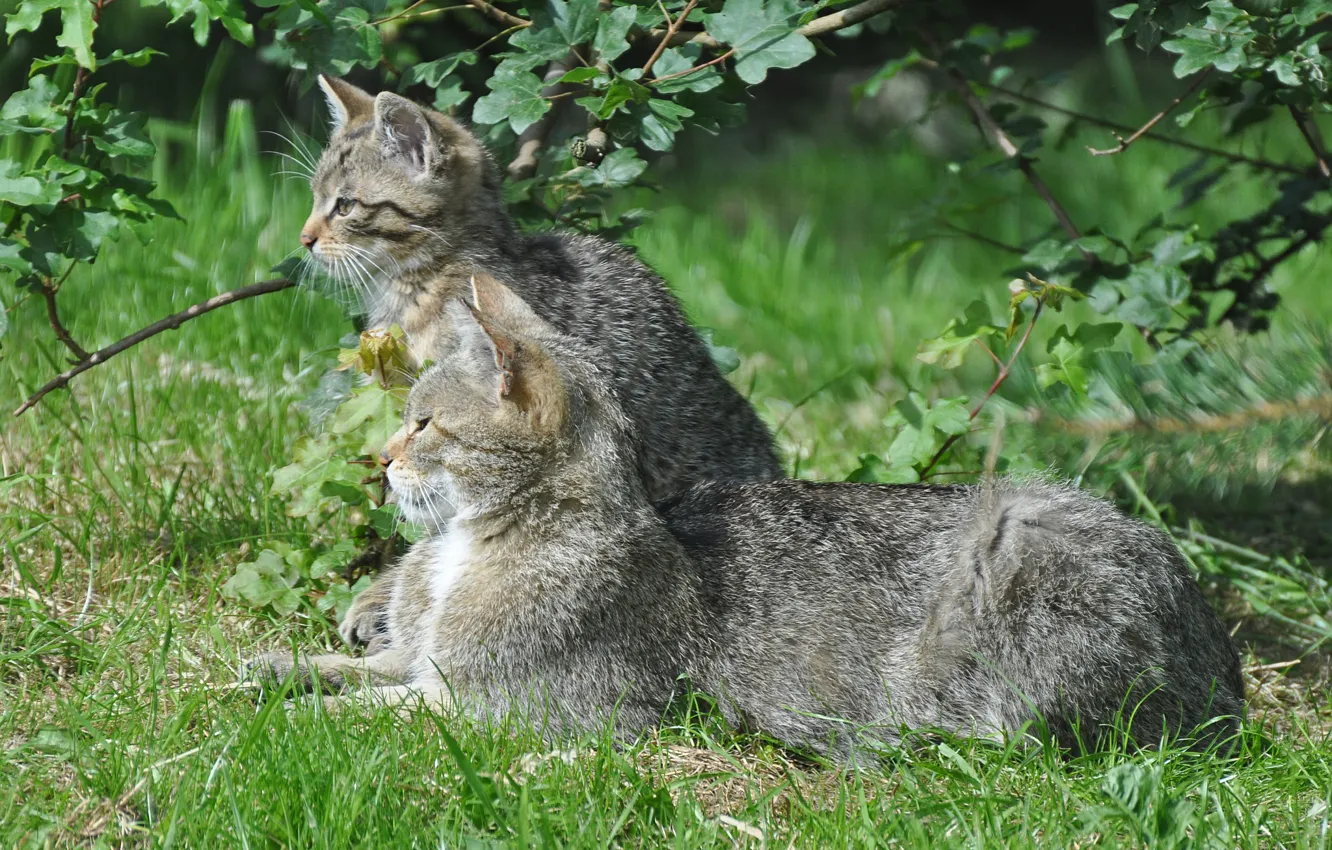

[300,76,508,295]
[383,274,634,527]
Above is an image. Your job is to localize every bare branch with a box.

[1088,69,1212,156]
[975,78,1306,176]
[650,47,735,86]
[41,280,90,362]
[642,0,698,78]
[16,278,297,417]
[652,0,906,50]
[935,62,1086,247]
[462,0,530,30]
[1289,106,1331,179]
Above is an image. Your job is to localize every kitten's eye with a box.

[334,196,357,216]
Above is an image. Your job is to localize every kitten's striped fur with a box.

[299,77,782,647]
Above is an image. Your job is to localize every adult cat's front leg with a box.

[339,572,395,652]
[243,648,409,694]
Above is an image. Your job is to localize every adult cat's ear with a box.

[469,272,548,337]
[374,92,433,176]
[317,75,374,133]
[446,298,565,433]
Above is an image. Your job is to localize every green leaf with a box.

[923,399,971,437]
[472,69,551,133]
[0,239,29,277]
[699,328,740,375]
[593,4,636,63]
[0,160,62,207]
[638,98,693,151]
[1161,36,1246,77]
[5,0,62,40]
[705,0,816,85]
[652,44,724,94]
[402,51,478,88]
[571,147,647,188]
[222,550,303,615]
[57,0,98,70]
[559,66,602,84]
[90,109,156,159]
[0,293,7,341]
[0,75,63,131]
[917,300,1001,368]
[550,0,599,46]
[846,454,919,484]
[509,23,571,63]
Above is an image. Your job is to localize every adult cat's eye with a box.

[410,416,431,434]
[334,196,357,216]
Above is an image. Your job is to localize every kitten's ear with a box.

[317,75,374,133]
[469,272,549,337]
[446,298,565,434]
[374,92,433,176]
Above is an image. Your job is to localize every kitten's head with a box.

[384,273,586,526]
[300,76,501,289]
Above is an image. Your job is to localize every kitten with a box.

[300,77,781,647]
[248,280,1244,756]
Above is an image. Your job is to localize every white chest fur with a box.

[429,520,473,606]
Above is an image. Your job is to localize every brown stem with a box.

[15,278,296,417]
[651,47,735,85]
[920,296,1045,477]
[976,78,1305,176]
[1289,106,1331,179]
[650,0,906,50]
[642,0,698,77]
[939,221,1026,255]
[507,54,576,181]
[1088,69,1212,156]
[462,0,529,29]
[42,288,90,362]
[935,60,1086,249]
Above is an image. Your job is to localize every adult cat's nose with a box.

[300,232,317,250]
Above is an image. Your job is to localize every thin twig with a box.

[41,264,90,361]
[1289,106,1331,179]
[372,2,470,26]
[651,48,735,85]
[920,295,1045,477]
[1088,69,1212,156]
[940,221,1026,255]
[933,58,1087,249]
[975,78,1306,176]
[642,0,698,77]
[461,0,530,29]
[650,0,906,50]
[15,278,296,417]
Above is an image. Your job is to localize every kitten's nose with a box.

[300,232,317,251]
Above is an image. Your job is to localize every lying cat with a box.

[248,279,1245,755]
[299,77,781,646]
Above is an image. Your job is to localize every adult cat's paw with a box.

[339,593,389,651]
[240,652,349,695]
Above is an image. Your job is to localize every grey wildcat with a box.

[299,77,781,647]
[247,277,1244,756]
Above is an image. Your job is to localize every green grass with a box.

[4,74,1332,846]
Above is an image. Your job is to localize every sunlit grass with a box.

[2,69,1331,846]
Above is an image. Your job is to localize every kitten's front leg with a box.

[243,648,410,694]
